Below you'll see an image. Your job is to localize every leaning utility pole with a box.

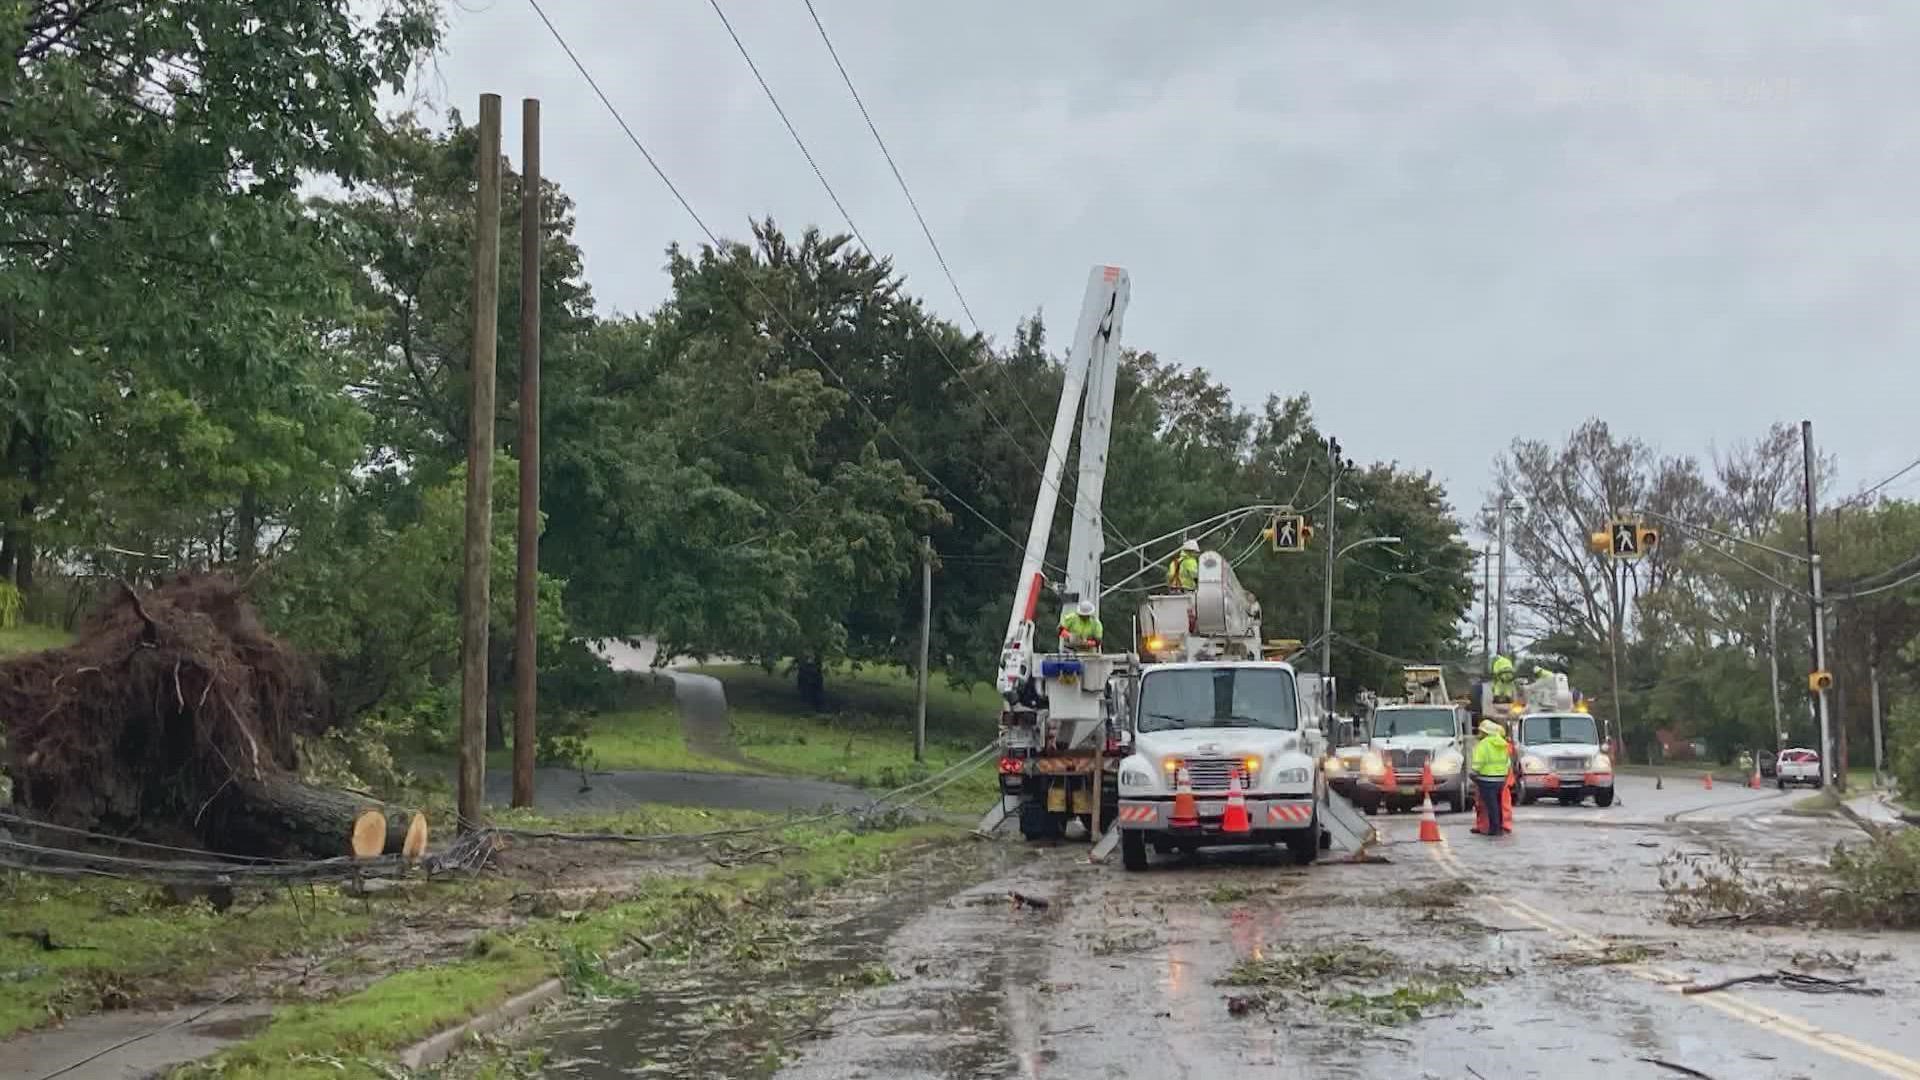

[915,537,931,764]
[1320,435,1341,683]
[1495,495,1512,659]
[459,93,503,831]
[1767,593,1784,758]
[1480,546,1492,671]
[1870,628,1884,788]
[1801,420,1833,791]
[511,98,542,809]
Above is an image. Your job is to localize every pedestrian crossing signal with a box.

[1266,513,1308,553]
[1608,519,1640,558]
[1588,531,1611,554]
[1808,670,1833,692]
[1637,526,1660,554]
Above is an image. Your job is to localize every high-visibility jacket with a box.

[1167,552,1199,590]
[1059,612,1103,649]
[1471,731,1511,779]
[1490,654,1517,699]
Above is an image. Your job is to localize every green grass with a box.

[704,663,1000,811]
[0,877,366,1038]
[187,822,956,1079]
[569,702,755,775]
[0,622,69,657]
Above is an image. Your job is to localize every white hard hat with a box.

[1181,539,1200,553]
[1075,599,1096,618]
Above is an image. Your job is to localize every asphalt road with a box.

[547,773,1920,1079]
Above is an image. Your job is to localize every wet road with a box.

[540,774,1920,1079]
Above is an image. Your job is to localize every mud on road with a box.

[489,777,1920,1080]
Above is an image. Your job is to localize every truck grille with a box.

[1182,757,1244,791]
[1387,748,1431,768]
[1551,756,1587,773]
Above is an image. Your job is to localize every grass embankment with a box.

[572,662,1002,812]
[0,622,70,657]
[182,821,954,1080]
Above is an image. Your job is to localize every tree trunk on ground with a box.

[227,774,414,858]
[797,655,825,713]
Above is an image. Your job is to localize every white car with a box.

[1776,747,1822,789]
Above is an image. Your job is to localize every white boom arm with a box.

[997,265,1131,696]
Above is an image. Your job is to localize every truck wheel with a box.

[1121,830,1149,871]
[1362,802,1378,816]
[1285,819,1319,866]
[1593,789,1615,807]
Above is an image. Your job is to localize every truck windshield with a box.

[1372,707,1455,738]
[1521,714,1598,745]
[1137,667,1298,732]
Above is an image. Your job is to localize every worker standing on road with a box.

[1471,719,1510,838]
[1059,599,1104,652]
[1490,654,1516,701]
[1166,539,1200,591]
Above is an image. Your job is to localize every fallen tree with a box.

[0,573,423,859]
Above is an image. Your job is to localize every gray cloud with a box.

[418,0,1920,515]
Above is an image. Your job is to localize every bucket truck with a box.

[987,266,1372,868]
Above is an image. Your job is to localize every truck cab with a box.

[1354,702,1474,814]
[1114,660,1326,870]
[1513,707,1615,807]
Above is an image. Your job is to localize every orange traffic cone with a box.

[1748,767,1761,789]
[1169,766,1199,829]
[1703,772,1713,790]
[1418,787,1441,843]
[1222,769,1251,834]
[1420,762,1435,795]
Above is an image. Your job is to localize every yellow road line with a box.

[1423,834,1920,1078]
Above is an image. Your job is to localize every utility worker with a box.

[1490,654,1516,701]
[1059,599,1103,652]
[1471,719,1511,838]
[1166,539,1200,591]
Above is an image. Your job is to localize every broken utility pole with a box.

[511,97,542,809]
[459,93,503,832]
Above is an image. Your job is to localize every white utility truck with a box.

[1351,666,1475,814]
[985,266,1370,869]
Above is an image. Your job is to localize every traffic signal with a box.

[1607,519,1641,559]
[1808,670,1833,692]
[1588,531,1611,555]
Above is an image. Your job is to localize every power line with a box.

[1848,453,1920,504]
[525,0,1052,570]
[796,0,1137,550]
[704,0,1133,556]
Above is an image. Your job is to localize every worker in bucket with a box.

[1058,599,1104,652]
[1470,718,1511,837]
[1166,539,1200,591]
[1490,654,1516,701]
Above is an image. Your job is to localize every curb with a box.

[396,978,566,1070]
[394,935,661,1069]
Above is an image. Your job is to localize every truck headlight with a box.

[1271,767,1310,785]
[1432,751,1463,775]
[1589,753,1611,772]
[1324,756,1346,776]
[1120,768,1154,788]
[1361,752,1386,776]
[1521,754,1546,774]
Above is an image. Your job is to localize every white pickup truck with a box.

[1114,661,1326,870]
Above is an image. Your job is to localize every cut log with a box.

[351,810,387,859]
[227,774,412,858]
[402,812,429,861]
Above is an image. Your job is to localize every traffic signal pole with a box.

[1320,436,1339,691]
[1802,420,1833,791]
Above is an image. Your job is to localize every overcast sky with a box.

[416,0,1918,524]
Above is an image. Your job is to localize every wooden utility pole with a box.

[915,538,931,764]
[511,98,542,809]
[458,93,502,832]
[1801,420,1833,791]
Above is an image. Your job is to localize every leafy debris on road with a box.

[1217,944,1485,1025]
[1381,881,1468,909]
[1008,890,1052,911]
[1327,980,1473,1025]
[1659,833,1920,928]
[1204,881,1294,904]
[1638,1058,1718,1079]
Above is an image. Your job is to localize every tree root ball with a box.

[0,572,387,858]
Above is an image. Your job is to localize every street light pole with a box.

[1802,421,1833,791]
